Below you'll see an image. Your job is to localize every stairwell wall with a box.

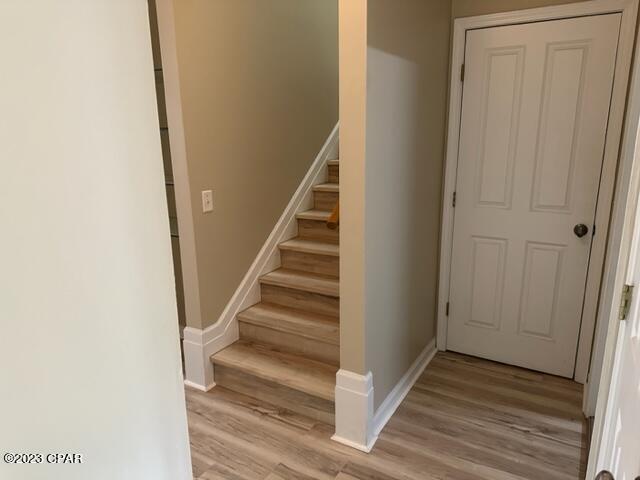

[364,0,452,410]
[160,0,339,330]
[338,0,451,408]
[337,0,451,450]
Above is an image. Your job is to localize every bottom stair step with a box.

[211,341,337,402]
[213,365,335,425]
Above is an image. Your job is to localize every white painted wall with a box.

[0,1,192,479]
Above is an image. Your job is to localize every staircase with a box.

[211,159,340,424]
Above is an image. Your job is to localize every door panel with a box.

[476,48,524,209]
[533,42,588,212]
[448,14,621,377]
[518,241,565,340]
[468,236,507,329]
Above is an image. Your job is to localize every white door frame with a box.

[438,0,639,389]
[588,19,640,476]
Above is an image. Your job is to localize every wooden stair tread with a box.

[211,341,337,401]
[279,238,339,257]
[213,155,341,412]
[296,209,332,221]
[313,183,339,193]
[260,269,339,297]
[238,303,339,345]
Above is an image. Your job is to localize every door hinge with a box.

[446,302,450,316]
[453,191,457,208]
[460,63,465,82]
[618,284,634,320]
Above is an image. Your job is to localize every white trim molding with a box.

[332,370,376,452]
[333,339,437,452]
[182,124,339,390]
[182,322,237,391]
[586,10,640,475]
[437,0,638,392]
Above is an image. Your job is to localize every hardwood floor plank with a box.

[266,463,323,480]
[430,355,582,403]
[334,474,360,480]
[438,352,582,392]
[403,388,584,452]
[198,461,270,480]
[339,461,411,480]
[211,365,335,424]
[188,386,319,432]
[197,465,244,480]
[384,414,578,479]
[190,448,216,479]
[304,423,488,480]
[421,368,583,418]
[189,425,276,480]
[186,352,587,480]
[374,418,528,480]
[187,390,347,480]
[416,370,584,427]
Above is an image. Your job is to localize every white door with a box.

[595,197,640,479]
[448,14,621,377]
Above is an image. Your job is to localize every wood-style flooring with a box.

[186,351,588,480]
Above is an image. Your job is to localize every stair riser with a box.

[314,190,339,212]
[280,250,339,277]
[238,322,339,366]
[261,284,339,317]
[213,364,334,424]
[328,164,339,184]
[297,219,339,244]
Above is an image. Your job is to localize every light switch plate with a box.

[202,190,213,213]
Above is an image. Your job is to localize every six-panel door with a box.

[448,14,622,377]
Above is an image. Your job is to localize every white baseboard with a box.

[332,339,437,452]
[182,123,339,391]
[371,338,437,437]
[332,370,376,452]
[183,380,215,392]
[182,322,238,391]
[331,433,377,453]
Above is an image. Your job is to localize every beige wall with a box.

[169,1,339,329]
[339,0,369,375]
[365,0,452,409]
[339,0,451,409]
[0,1,191,477]
[452,0,585,17]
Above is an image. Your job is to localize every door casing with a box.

[438,0,639,408]
[587,6,640,474]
